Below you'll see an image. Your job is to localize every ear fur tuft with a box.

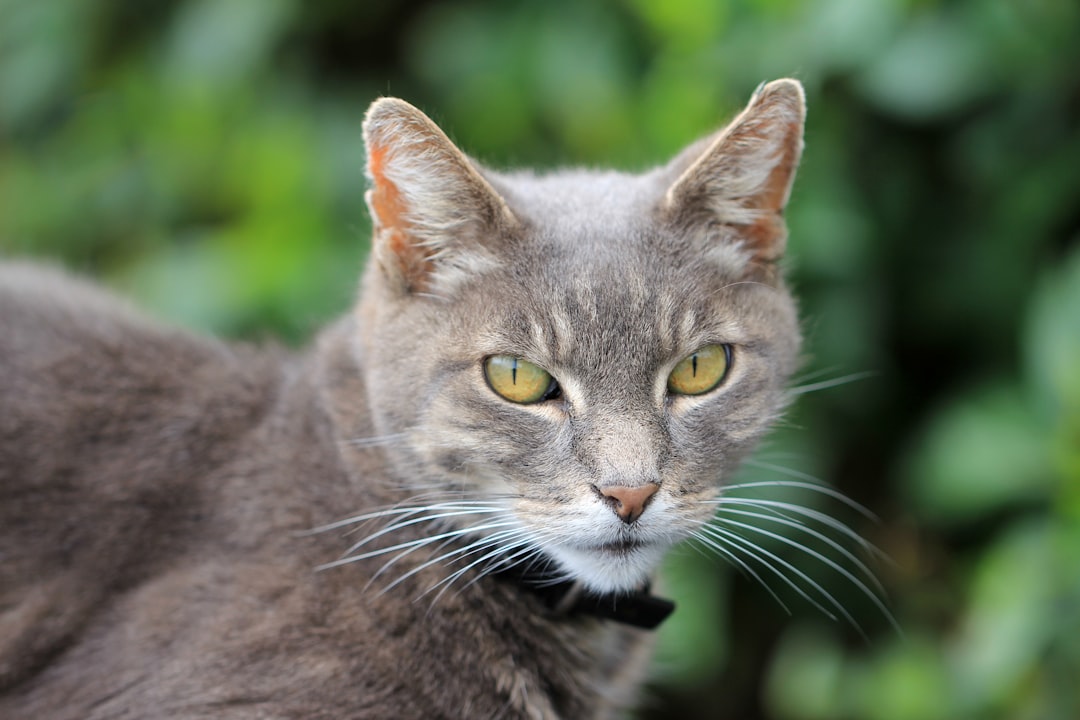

[363,98,518,294]
[664,78,806,265]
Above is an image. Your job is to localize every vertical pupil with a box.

[511,358,518,385]
[691,354,698,377]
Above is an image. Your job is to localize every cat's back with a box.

[0,262,282,486]
[1,261,246,393]
[0,262,287,691]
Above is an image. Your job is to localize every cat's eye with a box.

[484,356,560,404]
[667,344,732,396]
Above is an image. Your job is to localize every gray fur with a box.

[1,79,805,718]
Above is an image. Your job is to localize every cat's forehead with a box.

[493,167,752,280]
[469,242,751,374]
[440,167,772,370]
[493,168,664,244]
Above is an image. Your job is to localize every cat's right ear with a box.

[363,98,519,295]
[662,79,806,268]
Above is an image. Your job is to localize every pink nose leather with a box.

[598,484,659,524]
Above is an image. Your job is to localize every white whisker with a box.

[711,505,887,597]
[303,499,507,535]
[709,516,897,635]
[789,365,848,385]
[315,519,519,571]
[338,507,508,557]
[713,498,888,565]
[699,524,853,630]
[366,522,518,588]
[689,529,792,614]
[423,535,544,606]
[725,468,878,520]
[378,526,531,596]
[787,371,876,396]
[341,433,409,449]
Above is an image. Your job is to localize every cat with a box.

[0,78,806,719]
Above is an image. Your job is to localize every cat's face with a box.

[354,81,804,593]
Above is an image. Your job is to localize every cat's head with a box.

[353,80,804,594]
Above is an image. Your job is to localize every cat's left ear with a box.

[663,79,805,266]
[363,98,520,295]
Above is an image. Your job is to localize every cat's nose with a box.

[595,484,660,524]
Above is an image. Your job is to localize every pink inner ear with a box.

[665,83,804,271]
[741,119,801,262]
[368,143,434,292]
[752,120,801,213]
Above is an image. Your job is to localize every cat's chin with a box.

[545,542,670,595]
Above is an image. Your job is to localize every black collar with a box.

[496,568,676,630]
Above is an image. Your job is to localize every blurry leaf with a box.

[765,625,846,720]
[854,12,995,121]
[802,287,884,379]
[622,0,728,49]
[854,637,951,720]
[639,55,723,158]
[115,237,244,334]
[1024,246,1080,428]
[769,629,953,720]
[163,0,295,90]
[651,550,729,687]
[0,0,89,131]
[905,383,1053,524]
[799,0,903,74]
[951,521,1060,716]
[787,191,873,283]
[404,4,534,157]
[532,9,638,163]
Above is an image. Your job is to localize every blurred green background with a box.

[2,0,1078,717]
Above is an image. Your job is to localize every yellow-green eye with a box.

[667,344,731,396]
[484,356,559,404]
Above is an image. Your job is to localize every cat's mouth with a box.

[593,538,647,556]
[545,532,670,593]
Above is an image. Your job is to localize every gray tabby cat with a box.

[0,79,805,718]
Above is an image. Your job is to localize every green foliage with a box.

[2,0,1078,717]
